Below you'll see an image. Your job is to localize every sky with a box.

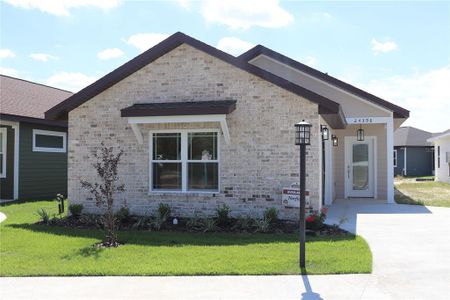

[1,0,449,132]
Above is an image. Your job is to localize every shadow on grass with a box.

[7,223,357,247]
[394,187,425,206]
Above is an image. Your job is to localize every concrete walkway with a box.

[1,202,449,299]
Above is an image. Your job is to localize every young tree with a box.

[81,145,124,247]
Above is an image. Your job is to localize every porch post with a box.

[386,116,394,203]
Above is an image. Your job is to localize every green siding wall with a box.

[0,125,15,199]
[19,123,67,200]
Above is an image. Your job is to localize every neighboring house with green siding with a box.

[0,75,72,200]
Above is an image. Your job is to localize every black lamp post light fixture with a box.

[320,125,329,141]
[357,125,365,141]
[294,120,311,269]
[332,135,338,147]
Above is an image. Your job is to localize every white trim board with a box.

[32,129,67,153]
[0,120,19,199]
[0,127,7,178]
[128,114,231,145]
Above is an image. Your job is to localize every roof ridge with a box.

[0,74,74,94]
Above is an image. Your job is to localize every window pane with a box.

[152,162,181,190]
[0,132,3,150]
[188,162,218,191]
[35,134,64,148]
[353,144,368,163]
[153,133,180,160]
[188,132,217,160]
[353,166,369,190]
[0,154,3,172]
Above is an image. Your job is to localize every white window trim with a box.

[0,127,7,178]
[32,129,67,153]
[393,149,397,167]
[148,129,220,194]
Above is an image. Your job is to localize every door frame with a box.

[0,120,19,199]
[344,136,377,198]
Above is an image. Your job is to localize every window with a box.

[437,146,440,168]
[0,128,7,178]
[150,130,219,192]
[393,149,397,167]
[32,129,67,153]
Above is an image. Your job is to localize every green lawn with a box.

[395,180,450,207]
[0,200,372,276]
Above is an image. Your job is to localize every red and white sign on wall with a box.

[282,186,310,208]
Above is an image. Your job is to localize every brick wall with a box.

[68,44,321,220]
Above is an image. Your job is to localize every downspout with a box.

[404,147,407,176]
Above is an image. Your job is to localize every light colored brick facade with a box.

[68,44,321,220]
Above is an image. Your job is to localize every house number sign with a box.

[350,117,373,124]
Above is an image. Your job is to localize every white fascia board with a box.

[427,131,450,143]
[127,114,230,144]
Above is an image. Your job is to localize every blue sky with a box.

[1,0,449,132]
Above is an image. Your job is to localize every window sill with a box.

[148,190,220,196]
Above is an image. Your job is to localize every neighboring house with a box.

[45,32,409,220]
[393,126,434,177]
[0,75,72,200]
[427,129,450,183]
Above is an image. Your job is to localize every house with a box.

[0,75,72,200]
[45,32,409,220]
[393,126,434,177]
[427,129,450,183]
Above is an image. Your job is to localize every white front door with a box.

[345,137,375,198]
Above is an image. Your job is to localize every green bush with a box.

[263,207,278,225]
[216,204,231,227]
[186,216,203,232]
[132,216,151,230]
[115,207,131,223]
[254,218,271,233]
[158,203,171,220]
[232,217,255,232]
[68,204,84,218]
[36,208,50,224]
[202,219,217,233]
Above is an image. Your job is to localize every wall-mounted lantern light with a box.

[320,125,329,141]
[332,135,338,147]
[357,125,365,141]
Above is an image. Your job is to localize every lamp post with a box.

[295,120,311,269]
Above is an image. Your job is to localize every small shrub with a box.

[306,207,328,230]
[232,216,255,232]
[254,218,271,233]
[115,206,131,223]
[158,203,171,221]
[202,218,217,233]
[36,208,50,224]
[186,216,203,232]
[263,207,278,225]
[216,204,231,227]
[80,214,103,229]
[69,204,84,218]
[132,216,151,230]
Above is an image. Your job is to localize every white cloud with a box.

[97,48,124,60]
[126,33,170,52]
[217,37,255,56]
[371,38,398,55]
[29,53,58,62]
[359,66,450,132]
[4,0,121,16]
[0,67,20,77]
[0,49,16,59]
[190,0,293,30]
[46,72,98,92]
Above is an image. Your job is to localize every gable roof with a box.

[0,75,72,126]
[239,45,409,119]
[45,32,345,128]
[394,126,433,147]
